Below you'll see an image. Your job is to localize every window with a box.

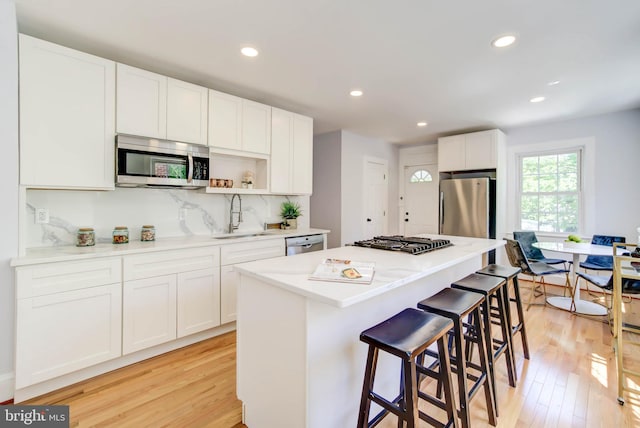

[410,170,433,183]
[518,150,581,233]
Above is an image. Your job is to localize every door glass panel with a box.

[410,170,432,183]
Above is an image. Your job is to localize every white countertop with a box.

[234,235,504,308]
[11,228,330,267]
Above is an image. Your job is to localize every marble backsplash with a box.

[25,188,310,248]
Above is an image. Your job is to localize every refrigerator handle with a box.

[439,191,444,233]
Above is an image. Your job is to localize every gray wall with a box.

[340,130,399,246]
[0,0,19,401]
[310,131,342,248]
[504,108,640,241]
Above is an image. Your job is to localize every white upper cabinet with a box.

[208,89,271,154]
[270,108,313,194]
[117,64,208,145]
[116,63,167,139]
[19,34,116,190]
[438,129,503,172]
[208,89,242,150]
[166,77,208,145]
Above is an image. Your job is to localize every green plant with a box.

[280,201,302,219]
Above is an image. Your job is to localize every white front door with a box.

[363,158,388,238]
[402,163,439,235]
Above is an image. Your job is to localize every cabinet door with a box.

[270,107,293,194]
[166,78,208,145]
[465,130,496,170]
[116,63,167,139]
[208,89,242,150]
[437,135,466,172]
[15,284,121,388]
[19,35,115,189]
[177,268,221,337]
[123,275,177,354]
[220,265,239,324]
[291,113,314,194]
[242,100,271,154]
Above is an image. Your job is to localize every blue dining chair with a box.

[513,231,568,268]
[504,238,573,311]
[579,235,626,271]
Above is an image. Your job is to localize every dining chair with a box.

[513,231,568,268]
[576,272,640,324]
[579,235,625,297]
[503,238,573,310]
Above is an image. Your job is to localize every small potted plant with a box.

[280,201,302,229]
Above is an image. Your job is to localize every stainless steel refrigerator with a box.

[439,177,496,239]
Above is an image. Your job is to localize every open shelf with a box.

[204,187,269,195]
[208,150,269,194]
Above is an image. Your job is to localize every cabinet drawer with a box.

[16,258,121,299]
[123,247,220,281]
[221,238,285,265]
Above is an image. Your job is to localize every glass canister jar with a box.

[141,225,156,242]
[76,228,95,247]
[112,226,129,244]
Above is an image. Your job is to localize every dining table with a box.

[533,241,616,316]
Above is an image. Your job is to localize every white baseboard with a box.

[0,371,14,402]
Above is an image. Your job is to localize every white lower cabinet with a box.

[15,259,122,389]
[177,268,220,338]
[122,247,221,354]
[123,275,177,355]
[220,238,284,323]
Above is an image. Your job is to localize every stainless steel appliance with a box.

[285,234,324,256]
[439,177,496,239]
[353,236,452,255]
[116,134,209,188]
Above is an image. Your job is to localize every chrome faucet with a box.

[228,194,242,233]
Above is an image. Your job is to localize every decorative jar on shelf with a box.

[112,226,129,244]
[76,228,95,247]
[141,225,155,242]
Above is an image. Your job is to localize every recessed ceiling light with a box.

[491,35,516,48]
[241,47,258,57]
[350,90,363,97]
[530,96,546,103]
[547,80,560,86]
[417,122,428,127]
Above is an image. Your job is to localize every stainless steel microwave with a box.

[116,135,209,188]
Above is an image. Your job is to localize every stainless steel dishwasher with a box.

[285,234,325,256]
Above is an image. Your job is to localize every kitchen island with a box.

[234,235,504,428]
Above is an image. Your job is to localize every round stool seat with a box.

[477,264,521,279]
[360,308,453,358]
[418,287,483,318]
[451,273,505,295]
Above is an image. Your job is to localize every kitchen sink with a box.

[211,232,275,239]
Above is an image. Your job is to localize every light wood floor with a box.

[25,283,640,427]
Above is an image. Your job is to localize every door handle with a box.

[187,153,193,183]
[366,218,372,222]
[439,191,444,233]
[404,219,409,222]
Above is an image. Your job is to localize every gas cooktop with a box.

[352,236,453,255]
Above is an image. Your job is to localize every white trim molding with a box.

[0,371,14,402]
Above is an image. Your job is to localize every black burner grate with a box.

[352,235,453,255]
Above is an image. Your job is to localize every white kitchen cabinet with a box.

[19,34,116,190]
[177,268,220,338]
[271,108,314,195]
[116,63,167,139]
[122,247,221,353]
[15,258,122,388]
[117,64,208,145]
[123,275,177,354]
[166,77,208,145]
[220,238,284,323]
[438,129,503,172]
[208,89,272,154]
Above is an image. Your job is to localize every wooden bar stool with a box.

[476,264,529,360]
[357,308,459,428]
[451,273,518,416]
[418,288,497,428]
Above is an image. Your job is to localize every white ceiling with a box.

[13,0,640,145]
